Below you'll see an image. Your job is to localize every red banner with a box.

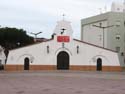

[57,36,70,42]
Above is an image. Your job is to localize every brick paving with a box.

[0,71,125,94]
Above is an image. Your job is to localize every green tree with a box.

[0,27,34,50]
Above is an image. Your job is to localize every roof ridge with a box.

[73,39,117,53]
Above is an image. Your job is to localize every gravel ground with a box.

[0,71,125,94]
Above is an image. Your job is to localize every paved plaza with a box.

[0,71,125,94]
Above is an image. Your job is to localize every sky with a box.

[0,0,124,39]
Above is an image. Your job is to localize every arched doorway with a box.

[97,58,102,71]
[24,57,30,70]
[57,51,69,70]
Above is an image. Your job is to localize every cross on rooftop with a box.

[62,14,65,21]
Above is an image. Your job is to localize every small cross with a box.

[62,14,65,21]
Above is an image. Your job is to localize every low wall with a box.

[4,65,122,72]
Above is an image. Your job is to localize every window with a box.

[98,35,102,41]
[121,52,124,56]
[115,20,121,27]
[123,9,125,12]
[99,23,102,26]
[117,8,120,11]
[116,47,120,52]
[116,34,121,40]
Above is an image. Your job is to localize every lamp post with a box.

[17,42,20,47]
[30,31,42,42]
[61,28,66,34]
[93,23,114,48]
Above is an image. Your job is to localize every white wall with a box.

[6,19,120,67]
[6,38,120,67]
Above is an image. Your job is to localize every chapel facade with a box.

[5,20,121,71]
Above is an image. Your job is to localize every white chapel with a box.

[6,20,121,71]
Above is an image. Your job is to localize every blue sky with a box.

[0,0,124,39]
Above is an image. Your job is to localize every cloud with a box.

[0,0,123,39]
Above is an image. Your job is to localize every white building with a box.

[111,1,125,12]
[81,2,125,69]
[6,20,121,71]
[0,45,6,70]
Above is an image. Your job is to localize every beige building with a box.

[81,2,125,69]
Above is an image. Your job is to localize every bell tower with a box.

[52,17,74,42]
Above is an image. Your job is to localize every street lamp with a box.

[30,31,42,42]
[61,28,66,34]
[93,23,114,48]
[17,42,20,47]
